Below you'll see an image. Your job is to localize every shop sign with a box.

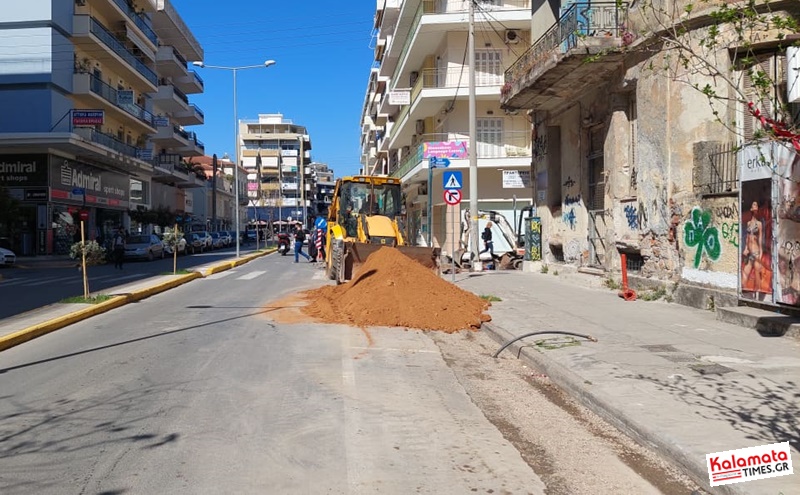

[49,157,130,208]
[24,188,48,201]
[423,141,468,159]
[0,154,48,186]
[72,110,104,126]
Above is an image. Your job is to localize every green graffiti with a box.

[684,207,722,268]
[721,221,739,248]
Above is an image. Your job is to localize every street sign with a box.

[443,170,462,190]
[429,156,450,169]
[72,188,85,195]
[443,189,462,205]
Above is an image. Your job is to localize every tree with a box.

[0,186,20,237]
[632,0,799,148]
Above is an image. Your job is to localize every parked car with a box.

[160,233,187,256]
[210,232,225,249]
[219,231,233,247]
[0,246,16,267]
[124,234,165,261]
[185,232,205,254]
[196,231,213,250]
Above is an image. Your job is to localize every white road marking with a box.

[205,271,235,280]
[237,270,265,280]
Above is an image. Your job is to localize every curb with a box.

[480,321,738,495]
[0,249,274,353]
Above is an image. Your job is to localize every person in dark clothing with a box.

[479,221,494,259]
[293,224,312,263]
[112,227,126,269]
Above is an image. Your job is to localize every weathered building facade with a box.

[502,0,800,308]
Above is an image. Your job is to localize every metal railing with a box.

[420,66,503,89]
[85,73,155,127]
[705,142,739,194]
[391,130,530,178]
[190,103,204,118]
[90,17,157,86]
[173,85,189,104]
[111,0,158,45]
[74,127,141,158]
[505,2,627,86]
[189,70,203,86]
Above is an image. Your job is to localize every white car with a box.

[0,246,16,266]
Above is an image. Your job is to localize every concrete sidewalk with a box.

[457,270,799,495]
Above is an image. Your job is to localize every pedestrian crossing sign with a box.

[443,171,462,190]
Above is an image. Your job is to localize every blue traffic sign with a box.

[72,188,85,195]
[443,171,462,190]
[429,156,450,169]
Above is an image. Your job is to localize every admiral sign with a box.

[0,154,48,186]
[49,158,130,208]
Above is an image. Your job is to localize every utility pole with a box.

[468,0,480,270]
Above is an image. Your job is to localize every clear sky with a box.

[171,0,376,178]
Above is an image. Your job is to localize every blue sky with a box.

[171,0,376,178]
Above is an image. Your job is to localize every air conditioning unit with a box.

[415,119,425,134]
[505,30,520,44]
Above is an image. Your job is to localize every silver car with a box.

[124,234,165,261]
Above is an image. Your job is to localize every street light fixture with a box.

[192,59,276,257]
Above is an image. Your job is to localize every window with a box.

[477,118,503,158]
[475,50,503,86]
[738,51,789,142]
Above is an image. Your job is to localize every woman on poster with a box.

[742,201,767,297]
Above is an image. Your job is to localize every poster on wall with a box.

[739,144,774,302]
[774,143,800,305]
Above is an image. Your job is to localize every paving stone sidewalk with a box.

[456,270,800,495]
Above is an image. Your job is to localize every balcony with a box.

[172,103,204,126]
[73,72,155,130]
[501,2,629,112]
[151,83,190,113]
[388,65,504,148]
[153,0,203,62]
[390,130,530,180]
[90,17,157,86]
[155,45,188,78]
[175,70,204,94]
[73,127,143,160]
[111,0,158,46]
[152,153,206,187]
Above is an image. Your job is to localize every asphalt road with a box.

[0,243,271,320]
[0,253,546,494]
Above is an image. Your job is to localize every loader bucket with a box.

[346,242,440,273]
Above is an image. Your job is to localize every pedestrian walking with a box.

[479,221,494,260]
[112,227,126,269]
[293,224,313,263]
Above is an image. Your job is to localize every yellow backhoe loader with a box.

[325,175,440,283]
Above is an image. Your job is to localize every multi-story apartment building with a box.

[0,0,205,255]
[309,162,336,219]
[361,0,534,253]
[239,114,315,227]
[501,0,800,308]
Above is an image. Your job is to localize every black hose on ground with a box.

[492,331,598,358]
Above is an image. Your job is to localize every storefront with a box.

[0,153,131,255]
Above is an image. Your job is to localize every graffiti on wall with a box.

[564,194,581,206]
[562,209,576,230]
[684,207,721,268]
[563,176,576,188]
[623,204,639,229]
[526,217,542,261]
[565,239,581,262]
[721,222,739,247]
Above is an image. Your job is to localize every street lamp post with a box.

[192,59,276,257]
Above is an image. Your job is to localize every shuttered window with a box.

[739,52,787,141]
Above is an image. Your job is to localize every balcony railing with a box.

[190,70,203,85]
[173,84,189,104]
[84,73,155,127]
[74,127,142,159]
[391,131,530,178]
[392,0,530,84]
[190,103,204,118]
[90,17,157,86]
[111,0,158,45]
[505,2,627,86]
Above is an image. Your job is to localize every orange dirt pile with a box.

[301,246,491,333]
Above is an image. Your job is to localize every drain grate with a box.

[640,344,680,353]
[689,363,737,375]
